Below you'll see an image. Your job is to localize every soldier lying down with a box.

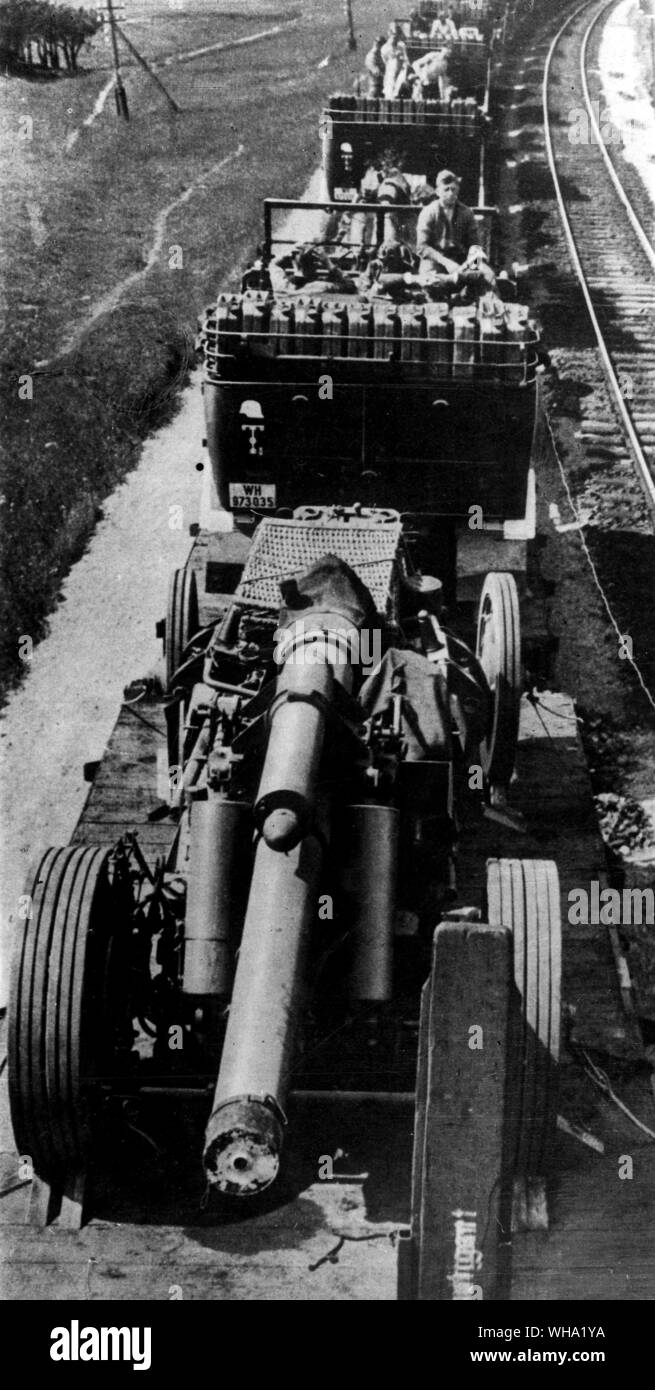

[266,238,497,304]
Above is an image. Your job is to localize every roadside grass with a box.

[0,0,384,694]
[105,11,296,64]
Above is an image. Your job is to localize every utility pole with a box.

[114,22,180,115]
[101,1,180,123]
[344,0,357,52]
[106,0,129,120]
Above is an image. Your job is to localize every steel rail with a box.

[542,0,655,514]
[580,12,655,272]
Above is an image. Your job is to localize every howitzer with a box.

[183,509,498,1194]
[8,507,561,1300]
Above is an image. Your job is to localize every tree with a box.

[0,0,100,73]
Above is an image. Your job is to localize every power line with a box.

[105,0,129,119]
[99,1,181,121]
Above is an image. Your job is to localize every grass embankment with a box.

[0,0,384,694]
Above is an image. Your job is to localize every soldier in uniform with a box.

[416,168,496,289]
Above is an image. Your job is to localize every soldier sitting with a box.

[362,238,420,299]
[430,13,459,42]
[361,234,461,303]
[416,168,496,294]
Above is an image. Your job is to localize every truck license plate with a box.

[229,482,276,510]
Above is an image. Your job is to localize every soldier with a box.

[412,46,453,100]
[362,238,418,300]
[430,12,459,42]
[363,35,385,98]
[381,22,409,99]
[416,168,496,290]
[269,243,358,295]
[408,7,430,37]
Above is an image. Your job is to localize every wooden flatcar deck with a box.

[1,690,653,1300]
[71,702,175,864]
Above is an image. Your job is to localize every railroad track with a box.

[544,0,655,516]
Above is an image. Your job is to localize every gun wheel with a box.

[165,565,199,689]
[486,857,561,1175]
[476,571,521,787]
[8,846,134,1183]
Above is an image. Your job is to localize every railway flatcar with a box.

[8,493,561,1300]
[6,1,561,1302]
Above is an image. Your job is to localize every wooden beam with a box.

[405,920,513,1300]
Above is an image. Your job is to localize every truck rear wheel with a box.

[476,571,521,787]
[165,566,199,689]
[486,857,561,1175]
[8,846,133,1184]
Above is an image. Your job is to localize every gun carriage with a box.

[8,485,561,1296]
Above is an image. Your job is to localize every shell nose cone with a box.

[261,807,303,851]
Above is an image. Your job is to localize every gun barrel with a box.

[203,817,325,1194]
[203,626,355,1193]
